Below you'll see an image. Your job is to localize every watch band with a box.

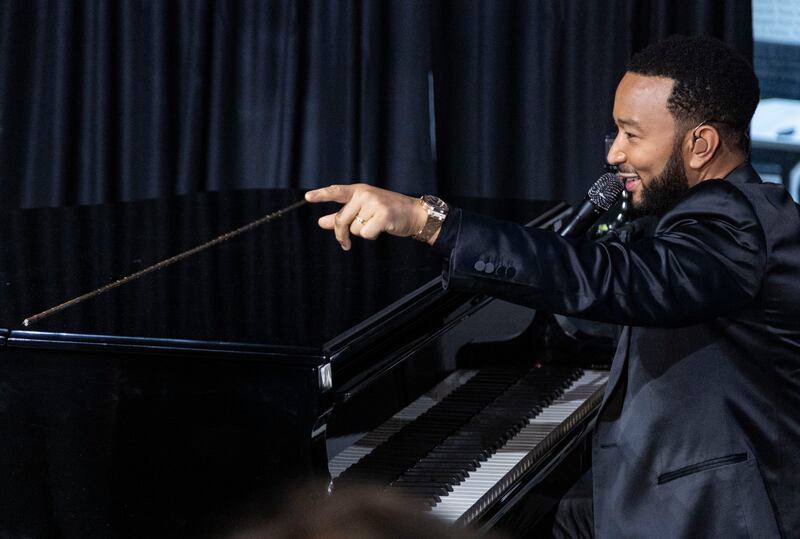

[412,195,449,242]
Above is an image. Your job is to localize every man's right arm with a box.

[436,180,766,327]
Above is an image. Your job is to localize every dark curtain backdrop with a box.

[0,0,752,209]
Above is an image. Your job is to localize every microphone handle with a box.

[559,199,602,238]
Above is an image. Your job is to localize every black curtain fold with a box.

[432,0,633,202]
[0,0,752,209]
[629,0,753,60]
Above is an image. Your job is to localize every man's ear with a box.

[693,137,708,153]
[688,124,719,169]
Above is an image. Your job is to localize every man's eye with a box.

[625,132,637,140]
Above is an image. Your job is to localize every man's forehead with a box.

[613,73,674,127]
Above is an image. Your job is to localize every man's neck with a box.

[693,152,747,184]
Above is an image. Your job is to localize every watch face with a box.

[422,195,448,218]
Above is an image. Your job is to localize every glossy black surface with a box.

[0,189,568,538]
[0,190,563,354]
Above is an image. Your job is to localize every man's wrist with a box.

[413,201,429,238]
[411,195,449,243]
[426,227,441,245]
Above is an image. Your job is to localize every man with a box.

[305,36,800,537]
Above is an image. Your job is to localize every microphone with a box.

[559,172,624,238]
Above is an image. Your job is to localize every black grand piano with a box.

[0,189,610,538]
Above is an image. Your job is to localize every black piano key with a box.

[395,471,461,484]
[410,460,479,472]
[389,485,443,503]
[391,482,451,496]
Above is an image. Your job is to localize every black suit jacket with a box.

[434,163,800,537]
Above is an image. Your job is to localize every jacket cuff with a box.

[430,206,462,289]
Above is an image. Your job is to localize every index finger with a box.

[305,184,355,204]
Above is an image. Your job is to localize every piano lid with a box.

[0,189,565,355]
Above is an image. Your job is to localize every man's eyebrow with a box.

[616,118,641,129]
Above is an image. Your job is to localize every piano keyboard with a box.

[328,366,607,525]
[428,370,607,524]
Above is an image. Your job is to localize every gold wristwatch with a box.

[412,195,449,242]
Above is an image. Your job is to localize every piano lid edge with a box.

[324,277,443,359]
[328,289,490,401]
[6,331,325,365]
[528,201,571,229]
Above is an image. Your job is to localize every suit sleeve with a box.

[434,180,767,327]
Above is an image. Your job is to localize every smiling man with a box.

[306,36,800,537]
[611,42,760,221]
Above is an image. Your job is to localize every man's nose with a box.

[606,136,625,165]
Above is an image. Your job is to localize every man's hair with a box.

[627,35,760,154]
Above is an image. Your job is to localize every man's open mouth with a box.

[618,173,640,191]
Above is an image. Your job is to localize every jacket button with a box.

[474,260,486,272]
[484,262,495,273]
[506,267,516,278]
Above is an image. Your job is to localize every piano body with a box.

[0,189,610,537]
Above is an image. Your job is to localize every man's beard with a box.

[630,143,690,218]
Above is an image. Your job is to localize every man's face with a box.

[607,73,691,216]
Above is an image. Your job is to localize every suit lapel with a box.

[597,325,631,416]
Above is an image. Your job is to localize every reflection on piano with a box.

[0,189,610,537]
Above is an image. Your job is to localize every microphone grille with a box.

[587,172,624,211]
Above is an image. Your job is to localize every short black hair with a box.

[627,35,759,153]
